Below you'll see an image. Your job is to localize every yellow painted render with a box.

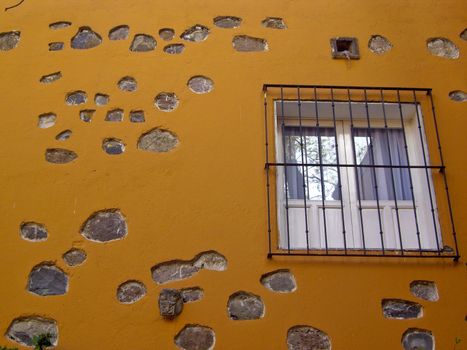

[0,0,466,349]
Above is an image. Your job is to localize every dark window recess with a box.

[330,37,360,59]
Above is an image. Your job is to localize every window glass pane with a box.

[284,126,340,200]
[353,128,412,201]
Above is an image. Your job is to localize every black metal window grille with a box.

[263,84,459,260]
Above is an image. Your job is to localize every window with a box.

[264,85,459,259]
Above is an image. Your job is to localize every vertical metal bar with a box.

[363,89,385,254]
[280,87,292,253]
[380,89,404,254]
[396,90,422,253]
[314,87,329,253]
[330,88,347,254]
[264,89,272,257]
[297,87,310,253]
[427,91,459,260]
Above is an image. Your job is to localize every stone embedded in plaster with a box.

[109,25,129,40]
[55,129,72,141]
[181,287,204,303]
[159,289,184,319]
[6,316,58,347]
[38,113,57,129]
[0,31,20,51]
[151,260,200,284]
[117,280,147,304]
[193,251,227,271]
[118,76,137,92]
[62,248,87,266]
[159,28,175,41]
[426,37,459,59]
[95,93,109,106]
[105,109,124,122]
[40,71,62,84]
[180,25,210,42]
[130,34,156,52]
[187,76,214,94]
[20,222,48,242]
[368,35,392,54]
[138,128,179,153]
[130,110,145,123]
[461,28,467,41]
[71,26,102,50]
[449,90,467,102]
[27,263,68,296]
[49,42,64,51]
[164,43,185,54]
[260,269,297,293]
[66,90,87,105]
[45,148,78,164]
[154,92,179,112]
[261,17,287,29]
[49,21,71,30]
[80,209,127,242]
[175,324,215,350]
[213,16,242,29]
[103,138,125,155]
[287,325,331,350]
[402,328,434,350]
[232,35,268,52]
[227,291,265,320]
[80,109,95,122]
[409,280,439,302]
[381,299,423,319]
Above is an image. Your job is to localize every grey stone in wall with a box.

[175,324,215,350]
[55,129,72,141]
[227,291,264,320]
[402,328,434,350]
[27,263,68,296]
[138,128,179,153]
[63,248,87,266]
[118,76,137,92]
[109,25,129,40]
[6,316,58,347]
[261,17,287,29]
[0,31,20,51]
[80,109,95,122]
[410,280,439,302]
[71,27,102,49]
[49,21,71,30]
[193,251,227,271]
[80,209,127,242]
[20,222,48,242]
[130,34,156,52]
[154,92,179,111]
[66,90,87,105]
[461,28,467,41]
[94,93,109,106]
[130,110,145,123]
[449,90,467,102]
[105,109,124,122]
[38,113,56,129]
[152,260,200,284]
[40,71,62,84]
[181,287,204,303]
[49,42,64,51]
[213,16,242,29]
[117,280,147,304]
[164,43,185,54]
[187,76,214,94]
[159,28,175,41]
[287,325,331,350]
[159,289,184,319]
[260,269,297,293]
[368,35,392,54]
[103,138,125,155]
[426,38,459,59]
[180,25,210,42]
[232,35,268,52]
[381,299,423,319]
[45,148,78,164]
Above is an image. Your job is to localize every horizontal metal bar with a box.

[263,84,432,92]
[268,252,459,260]
[266,162,445,169]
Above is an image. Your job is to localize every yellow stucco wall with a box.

[0,0,466,348]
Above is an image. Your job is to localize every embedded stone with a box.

[105,109,124,122]
[233,35,268,52]
[71,27,102,49]
[261,17,287,29]
[118,76,137,92]
[287,325,331,350]
[81,209,127,242]
[103,138,125,155]
[20,222,48,242]
[175,324,215,350]
[55,129,72,141]
[449,90,467,102]
[213,16,242,29]
[402,328,434,350]
[159,289,184,319]
[164,43,185,54]
[40,71,62,84]
[94,93,109,106]
[6,316,58,347]
[49,21,71,30]
[130,34,156,52]
[45,148,78,164]
[227,291,264,320]
[130,110,145,123]
[151,260,199,284]
[138,128,179,153]
[180,25,209,42]
[461,28,467,41]
[62,248,87,266]
[181,287,204,303]
[426,38,459,59]
[0,31,20,51]
[260,269,297,293]
[382,299,423,319]
[38,113,56,129]
[159,28,175,41]
[410,281,439,302]
[154,92,179,112]
[368,35,392,54]
[80,109,95,122]
[109,25,129,40]
[66,90,87,105]
[193,251,227,271]
[49,42,64,51]
[117,280,146,304]
[27,263,68,296]
[187,76,214,94]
